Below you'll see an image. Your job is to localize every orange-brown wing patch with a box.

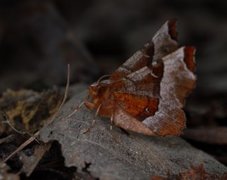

[113,92,159,119]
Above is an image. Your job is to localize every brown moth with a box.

[84,20,196,136]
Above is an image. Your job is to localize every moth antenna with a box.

[96,74,111,84]
[3,64,71,162]
[67,84,99,118]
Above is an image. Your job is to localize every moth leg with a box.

[91,103,102,129]
[82,120,96,134]
[112,106,156,136]
[67,101,84,118]
[82,104,102,134]
[110,114,113,130]
[95,104,102,117]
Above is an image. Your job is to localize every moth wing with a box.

[152,19,178,62]
[111,20,178,81]
[110,44,153,81]
[111,66,159,98]
[111,66,159,119]
[113,106,156,136]
[142,47,196,136]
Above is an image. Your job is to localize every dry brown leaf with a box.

[0,162,19,180]
[20,143,51,176]
[0,88,63,134]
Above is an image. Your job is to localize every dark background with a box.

[0,0,227,166]
[0,0,227,94]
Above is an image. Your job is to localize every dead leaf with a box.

[151,164,227,180]
[39,85,227,179]
[0,162,19,180]
[20,143,51,176]
[0,88,63,134]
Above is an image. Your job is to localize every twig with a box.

[2,112,40,143]
[0,134,15,144]
[2,120,26,135]
[1,111,26,135]
[3,131,39,162]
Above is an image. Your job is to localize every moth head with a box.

[87,80,111,107]
[88,82,101,98]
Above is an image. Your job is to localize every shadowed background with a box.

[0,0,227,94]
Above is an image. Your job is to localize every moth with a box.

[84,20,196,136]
